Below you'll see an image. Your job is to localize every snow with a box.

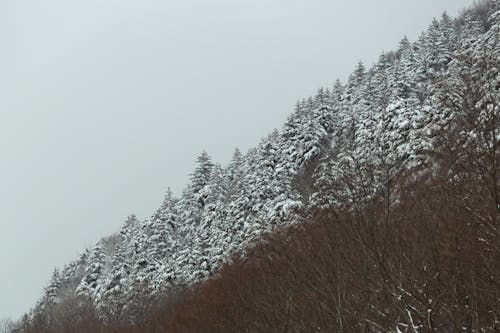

[31,1,500,324]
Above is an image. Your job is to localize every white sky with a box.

[0,0,473,320]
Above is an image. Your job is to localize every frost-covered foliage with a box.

[27,0,499,325]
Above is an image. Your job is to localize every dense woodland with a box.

[10,0,500,332]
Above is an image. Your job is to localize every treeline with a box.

[168,173,499,332]
[23,0,499,321]
[12,0,499,331]
[16,126,500,332]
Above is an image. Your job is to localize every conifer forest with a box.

[6,0,500,332]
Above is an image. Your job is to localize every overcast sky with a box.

[0,0,473,320]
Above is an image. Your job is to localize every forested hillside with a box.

[14,0,499,332]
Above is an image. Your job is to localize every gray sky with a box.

[0,0,473,320]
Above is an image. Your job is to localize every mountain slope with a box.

[22,0,499,329]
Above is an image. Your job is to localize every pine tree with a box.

[76,242,108,300]
[191,151,214,199]
[226,148,245,201]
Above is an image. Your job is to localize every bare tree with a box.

[0,318,14,333]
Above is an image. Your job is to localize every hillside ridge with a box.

[20,0,499,329]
